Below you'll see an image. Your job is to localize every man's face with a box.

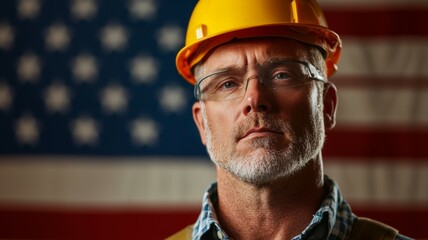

[192,38,336,185]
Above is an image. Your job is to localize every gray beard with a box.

[201,103,325,186]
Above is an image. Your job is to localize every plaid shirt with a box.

[191,176,413,240]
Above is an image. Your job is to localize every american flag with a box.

[0,0,427,239]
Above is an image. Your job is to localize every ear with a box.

[192,101,207,145]
[322,82,338,130]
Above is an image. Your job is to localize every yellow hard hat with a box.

[176,0,342,85]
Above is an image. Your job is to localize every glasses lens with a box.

[197,70,244,101]
[195,61,324,101]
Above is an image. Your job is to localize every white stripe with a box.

[325,159,428,206]
[0,157,215,207]
[333,38,428,78]
[331,38,428,126]
[319,0,428,7]
[0,157,427,207]
[336,87,428,127]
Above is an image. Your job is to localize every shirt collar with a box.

[192,182,223,240]
[295,176,354,239]
[192,176,355,240]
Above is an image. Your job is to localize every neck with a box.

[215,155,325,240]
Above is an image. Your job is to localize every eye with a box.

[221,81,238,89]
[214,78,241,91]
[273,72,291,80]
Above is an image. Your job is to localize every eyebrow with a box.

[197,69,229,83]
[266,57,298,65]
[196,64,247,84]
[197,58,301,83]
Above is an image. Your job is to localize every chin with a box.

[224,149,304,185]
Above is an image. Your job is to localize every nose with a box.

[241,76,272,115]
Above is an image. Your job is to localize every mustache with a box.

[233,113,292,141]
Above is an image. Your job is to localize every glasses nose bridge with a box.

[244,75,264,93]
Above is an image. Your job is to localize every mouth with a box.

[239,127,283,141]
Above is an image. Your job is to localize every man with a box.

[168,0,412,239]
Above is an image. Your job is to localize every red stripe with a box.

[324,8,428,37]
[0,206,199,240]
[324,128,428,159]
[332,76,428,89]
[0,206,426,239]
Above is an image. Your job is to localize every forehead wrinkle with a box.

[198,63,249,82]
[199,43,258,75]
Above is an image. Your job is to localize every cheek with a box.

[205,106,236,137]
[309,85,321,112]
[280,87,320,127]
